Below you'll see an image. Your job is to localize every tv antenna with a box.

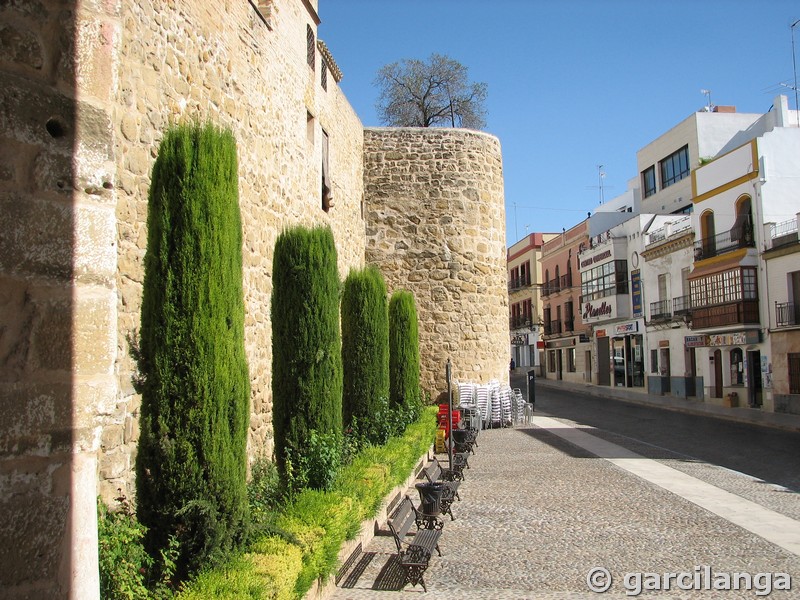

[701,89,713,112]
[586,165,611,205]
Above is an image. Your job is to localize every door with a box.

[746,350,763,407]
[613,337,626,387]
[556,350,563,380]
[597,337,610,386]
[585,350,592,383]
[713,349,723,398]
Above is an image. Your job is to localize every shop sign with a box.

[684,335,707,347]
[546,337,576,349]
[579,333,590,343]
[614,321,638,334]
[658,340,670,348]
[631,270,643,317]
[580,248,613,269]
[707,330,761,347]
[583,301,613,320]
[595,329,607,338]
[511,335,528,346]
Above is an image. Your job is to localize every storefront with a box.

[687,330,764,407]
[510,328,540,371]
[596,320,645,388]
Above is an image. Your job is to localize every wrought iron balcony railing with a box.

[776,302,800,328]
[508,276,532,291]
[649,299,671,321]
[510,315,533,329]
[673,295,691,316]
[693,220,754,261]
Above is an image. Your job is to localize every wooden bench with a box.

[388,495,443,592]
[423,457,461,520]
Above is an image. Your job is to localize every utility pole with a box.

[792,19,800,127]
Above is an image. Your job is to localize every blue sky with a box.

[319,1,799,246]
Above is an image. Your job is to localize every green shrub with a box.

[341,266,389,430]
[271,225,343,480]
[97,495,177,600]
[177,406,438,600]
[284,430,342,493]
[388,290,422,413]
[135,122,250,579]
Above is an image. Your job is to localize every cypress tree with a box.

[271,225,343,476]
[341,266,389,427]
[389,290,422,412]
[135,122,250,578]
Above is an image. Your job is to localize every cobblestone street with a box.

[331,409,800,599]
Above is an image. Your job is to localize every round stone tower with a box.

[363,128,509,397]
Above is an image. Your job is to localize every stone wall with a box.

[108,0,365,503]
[363,128,509,396]
[0,1,118,596]
[1,2,509,597]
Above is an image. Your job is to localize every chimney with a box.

[712,105,736,113]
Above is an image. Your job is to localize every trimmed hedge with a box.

[271,225,343,483]
[135,122,250,578]
[341,266,389,429]
[176,407,437,600]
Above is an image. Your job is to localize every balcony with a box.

[769,218,799,249]
[776,302,800,328]
[693,220,754,261]
[649,299,671,321]
[508,275,531,292]
[560,273,572,290]
[510,315,533,330]
[549,320,562,334]
[563,318,575,332]
[673,295,691,316]
[691,300,759,329]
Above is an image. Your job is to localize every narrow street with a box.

[332,383,800,598]
[519,376,800,492]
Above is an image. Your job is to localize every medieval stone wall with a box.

[363,128,509,396]
[1,1,118,596]
[108,0,365,502]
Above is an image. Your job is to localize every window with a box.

[659,145,690,188]
[580,260,628,301]
[306,24,315,70]
[642,165,657,198]
[320,58,328,90]
[730,348,744,385]
[689,267,757,308]
[321,129,332,211]
[548,350,556,373]
[568,348,576,372]
[658,273,668,301]
[650,349,659,374]
[789,353,800,394]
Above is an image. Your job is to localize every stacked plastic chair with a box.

[475,385,491,430]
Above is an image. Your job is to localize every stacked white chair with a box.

[475,385,491,430]
[499,385,513,427]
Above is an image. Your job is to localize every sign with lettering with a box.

[511,335,528,346]
[583,301,613,321]
[684,335,708,347]
[595,329,607,337]
[580,248,613,269]
[706,330,760,347]
[614,321,638,335]
[631,269,642,317]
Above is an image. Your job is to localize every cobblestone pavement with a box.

[330,418,800,599]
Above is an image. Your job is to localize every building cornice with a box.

[317,40,343,82]
[641,231,694,260]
